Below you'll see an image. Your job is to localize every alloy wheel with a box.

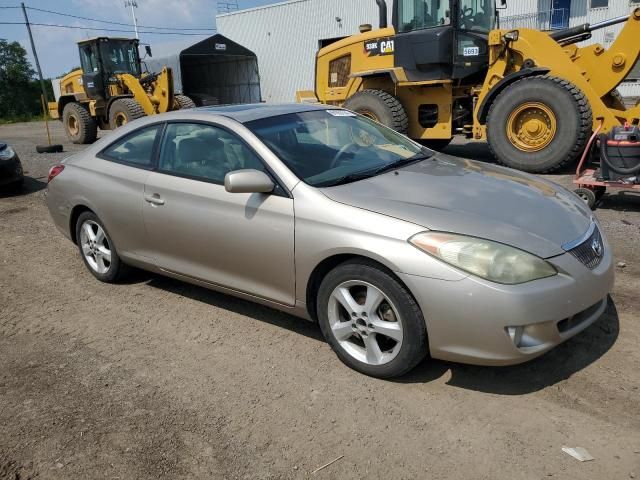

[327,280,403,365]
[79,220,112,274]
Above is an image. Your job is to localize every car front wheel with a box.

[75,211,128,283]
[317,260,428,378]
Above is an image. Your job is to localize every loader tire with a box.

[343,89,409,134]
[486,75,592,173]
[62,102,98,144]
[108,98,146,129]
[174,94,196,110]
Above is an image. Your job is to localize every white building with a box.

[217,0,393,102]
[216,0,640,102]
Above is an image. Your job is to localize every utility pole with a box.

[20,2,49,106]
[125,0,139,39]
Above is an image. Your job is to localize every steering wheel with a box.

[461,7,475,29]
[330,143,358,168]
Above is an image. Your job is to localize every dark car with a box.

[0,141,24,191]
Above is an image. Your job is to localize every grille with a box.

[567,225,604,269]
[329,55,351,88]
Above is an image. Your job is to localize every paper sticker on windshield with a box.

[463,46,480,57]
[327,110,357,117]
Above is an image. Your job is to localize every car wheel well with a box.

[305,254,409,321]
[69,205,94,244]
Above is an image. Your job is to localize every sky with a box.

[0,0,276,78]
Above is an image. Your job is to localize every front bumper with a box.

[397,245,614,366]
[0,155,23,186]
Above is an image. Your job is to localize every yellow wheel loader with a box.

[298,0,640,173]
[48,37,195,144]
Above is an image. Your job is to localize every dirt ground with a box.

[1,120,639,480]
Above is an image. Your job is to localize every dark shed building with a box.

[148,34,261,106]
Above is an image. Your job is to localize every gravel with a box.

[1,120,639,479]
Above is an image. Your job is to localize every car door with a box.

[91,123,162,262]
[142,121,296,306]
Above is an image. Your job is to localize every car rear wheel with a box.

[317,260,428,378]
[75,212,128,283]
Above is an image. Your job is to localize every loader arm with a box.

[570,9,640,98]
[476,8,640,135]
[117,67,175,115]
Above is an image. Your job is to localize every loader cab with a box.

[392,0,496,82]
[78,37,142,101]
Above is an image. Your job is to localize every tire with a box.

[174,94,196,110]
[316,259,428,378]
[108,98,146,129]
[62,102,98,144]
[574,188,597,210]
[486,75,592,173]
[36,144,63,153]
[343,89,409,134]
[75,211,129,283]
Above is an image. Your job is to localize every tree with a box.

[0,39,53,121]
[0,39,36,119]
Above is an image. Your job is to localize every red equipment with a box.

[574,121,640,209]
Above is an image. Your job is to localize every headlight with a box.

[410,232,557,284]
[0,146,15,160]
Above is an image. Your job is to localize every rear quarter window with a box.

[99,124,162,168]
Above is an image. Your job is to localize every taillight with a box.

[48,164,65,183]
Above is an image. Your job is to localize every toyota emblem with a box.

[591,238,603,257]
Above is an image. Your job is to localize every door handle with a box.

[144,193,165,206]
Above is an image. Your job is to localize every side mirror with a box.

[225,169,275,194]
[497,0,507,9]
[145,45,152,57]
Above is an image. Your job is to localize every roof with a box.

[180,34,256,58]
[77,37,137,45]
[195,102,332,123]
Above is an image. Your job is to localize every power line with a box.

[0,21,214,35]
[25,6,216,31]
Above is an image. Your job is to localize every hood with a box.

[321,154,592,258]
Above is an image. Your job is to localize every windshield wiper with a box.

[321,171,378,187]
[373,152,434,175]
[318,151,434,187]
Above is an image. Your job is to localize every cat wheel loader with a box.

[49,37,195,144]
[298,0,640,173]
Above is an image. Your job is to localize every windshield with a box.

[246,110,430,187]
[100,40,140,76]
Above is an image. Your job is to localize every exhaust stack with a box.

[375,0,388,28]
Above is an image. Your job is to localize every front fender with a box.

[476,67,550,124]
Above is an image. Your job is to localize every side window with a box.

[79,45,97,73]
[398,0,450,33]
[158,123,267,184]
[101,124,161,167]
